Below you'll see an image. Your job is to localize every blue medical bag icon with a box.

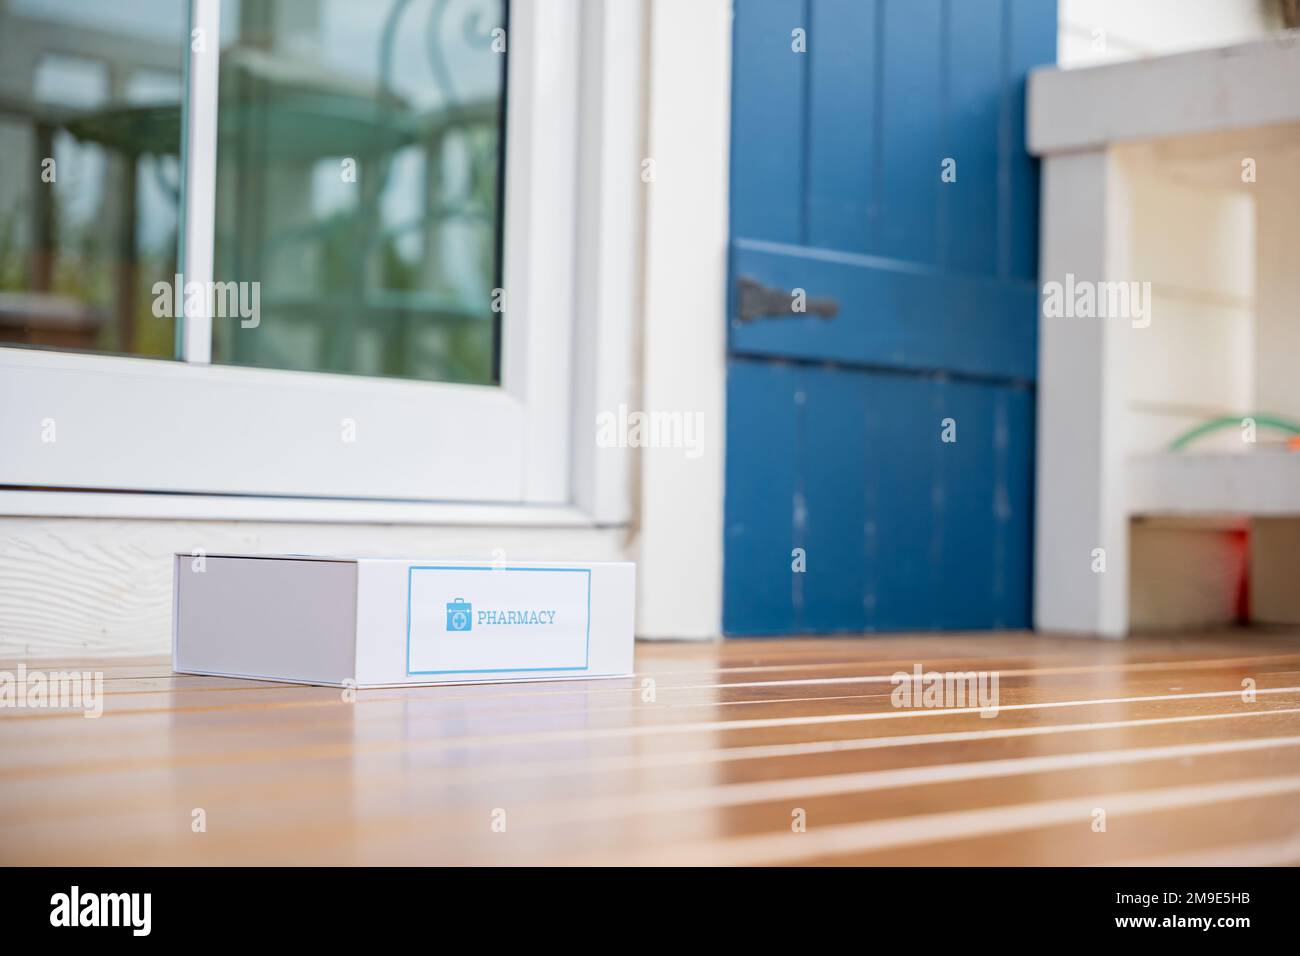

[446,598,473,632]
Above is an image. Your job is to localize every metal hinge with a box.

[736,276,839,324]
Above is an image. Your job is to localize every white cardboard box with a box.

[172,554,636,687]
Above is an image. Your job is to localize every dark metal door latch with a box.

[736,276,839,323]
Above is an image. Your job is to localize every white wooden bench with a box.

[1029,35,1300,636]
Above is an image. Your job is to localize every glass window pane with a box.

[212,0,507,385]
[0,0,186,357]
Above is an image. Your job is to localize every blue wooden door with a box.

[723,0,1056,635]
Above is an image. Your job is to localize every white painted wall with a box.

[0,518,629,658]
[636,0,730,640]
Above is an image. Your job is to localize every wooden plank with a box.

[729,241,1038,380]
[8,746,1300,867]
[10,665,1297,752]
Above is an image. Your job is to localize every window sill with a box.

[0,489,603,527]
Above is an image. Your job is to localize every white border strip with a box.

[598,772,1300,866]
[445,686,1300,744]
[546,733,1300,823]
[636,652,1300,680]
[419,707,1300,785]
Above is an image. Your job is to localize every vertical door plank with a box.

[946,0,1003,276]
[724,360,801,634]
[806,0,878,254]
[1004,0,1057,279]
[879,0,943,264]
[800,364,870,632]
[866,373,936,629]
[933,377,1001,628]
[1001,383,1036,627]
[731,0,809,244]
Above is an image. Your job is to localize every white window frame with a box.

[0,0,640,523]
